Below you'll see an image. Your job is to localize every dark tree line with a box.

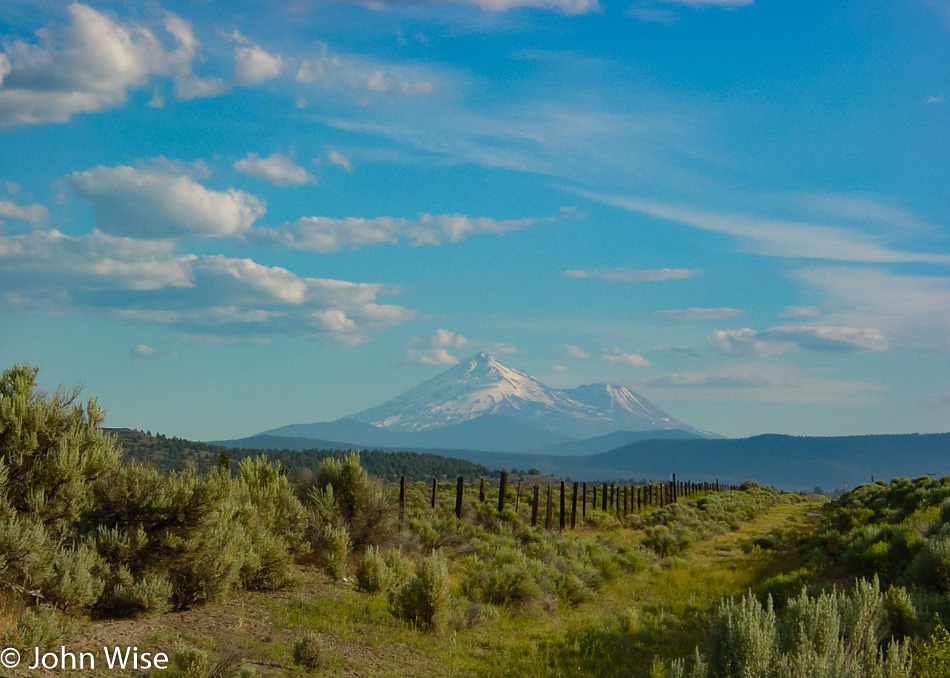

[108,428,495,482]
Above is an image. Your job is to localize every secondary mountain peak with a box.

[346,353,712,439]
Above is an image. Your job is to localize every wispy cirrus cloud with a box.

[765,325,888,353]
[326,148,354,173]
[132,344,178,360]
[655,307,743,321]
[562,267,700,282]
[779,306,823,319]
[917,392,950,408]
[68,165,266,239]
[645,363,884,404]
[234,152,316,186]
[253,214,543,252]
[794,267,950,351]
[297,43,436,104]
[581,192,950,264]
[322,0,599,14]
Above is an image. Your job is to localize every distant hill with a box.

[439,432,950,491]
[529,429,701,456]
[105,428,496,482]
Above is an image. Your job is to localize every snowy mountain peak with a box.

[346,354,711,439]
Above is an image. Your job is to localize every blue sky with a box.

[0,0,948,440]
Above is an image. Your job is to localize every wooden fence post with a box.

[582,482,587,518]
[559,481,566,531]
[592,485,597,511]
[571,482,578,529]
[672,473,677,503]
[498,471,508,512]
[479,478,486,502]
[602,483,608,511]
[399,476,406,522]
[515,482,523,513]
[431,478,437,509]
[531,485,540,527]
[455,476,464,519]
[545,485,553,530]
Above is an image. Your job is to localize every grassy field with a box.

[53,493,821,678]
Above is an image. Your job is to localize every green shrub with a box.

[308,452,396,549]
[292,631,322,669]
[320,524,349,581]
[914,621,950,678]
[906,536,950,592]
[168,643,242,678]
[673,579,912,678]
[42,543,104,614]
[385,549,413,587]
[234,456,307,591]
[355,545,390,593]
[5,604,71,647]
[759,569,808,610]
[389,551,449,633]
[643,525,694,556]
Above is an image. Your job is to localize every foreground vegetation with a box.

[2,363,950,676]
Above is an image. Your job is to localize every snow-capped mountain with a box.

[348,353,711,439]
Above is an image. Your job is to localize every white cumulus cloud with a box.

[68,165,266,239]
[408,329,469,365]
[234,153,316,186]
[234,44,284,86]
[254,214,541,252]
[708,325,888,356]
[565,344,590,359]
[602,347,651,367]
[407,329,516,365]
[707,328,795,358]
[0,229,418,344]
[0,4,222,127]
[0,200,49,228]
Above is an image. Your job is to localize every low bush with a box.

[319,524,349,581]
[355,545,390,593]
[292,631,322,669]
[666,578,912,678]
[388,551,450,633]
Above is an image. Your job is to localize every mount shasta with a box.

[252,353,712,453]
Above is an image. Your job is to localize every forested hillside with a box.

[108,428,495,482]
